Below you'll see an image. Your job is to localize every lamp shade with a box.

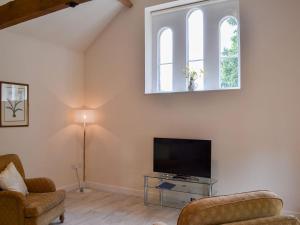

[74,110,96,124]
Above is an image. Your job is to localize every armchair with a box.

[0,154,65,225]
[155,191,300,225]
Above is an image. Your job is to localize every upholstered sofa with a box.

[0,154,65,225]
[155,191,300,225]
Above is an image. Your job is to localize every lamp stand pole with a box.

[80,121,86,192]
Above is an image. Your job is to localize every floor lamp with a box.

[75,109,95,192]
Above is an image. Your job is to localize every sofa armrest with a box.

[223,216,300,225]
[25,177,56,193]
[0,191,25,225]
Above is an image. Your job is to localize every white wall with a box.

[85,0,300,213]
[0,31,85,188]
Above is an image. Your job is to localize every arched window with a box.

[219,16,240,89]
[158,28,173,92]
[187,9,204,90]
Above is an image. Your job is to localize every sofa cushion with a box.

[0,162,28,195]
[24,190,65,218]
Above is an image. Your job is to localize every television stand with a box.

[144,173,217,209]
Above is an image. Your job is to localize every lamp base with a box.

[77,187,93,193]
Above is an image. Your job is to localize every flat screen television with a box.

[154,138,211,178]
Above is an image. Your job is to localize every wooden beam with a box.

[118,0,133,8]
[0,0,91,30]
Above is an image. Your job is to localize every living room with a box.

[0,0,299,225]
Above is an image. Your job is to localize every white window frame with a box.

[145,0,210,94]
[145,0,240,94]
[218,16,241,89]
[186,8,204,90]
[157,27,174,92]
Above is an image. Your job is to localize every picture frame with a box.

[0,82,29,127]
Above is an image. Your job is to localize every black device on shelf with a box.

[156,182,176,190]
[153,138,211,178]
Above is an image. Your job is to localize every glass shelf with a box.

[146,198,191,209]
[147,184,208,196]
[145,173,217,185]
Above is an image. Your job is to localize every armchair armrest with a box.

[223,216,300,225]
[25,177,56,193]
[0,191,25,225]
[177,191,283,225]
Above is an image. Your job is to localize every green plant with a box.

[6,99,23,118]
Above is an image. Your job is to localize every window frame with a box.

[218,15,241,89]
[145,0,210,94]
[186,8,204,91]
[157,27,174,92]
[145,0,241,94]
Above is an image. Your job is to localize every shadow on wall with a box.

[0,87,85,187]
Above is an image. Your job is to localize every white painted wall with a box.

[0,31,85,187]
[85,0,300,214]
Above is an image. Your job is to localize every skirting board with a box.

[58,183,79,192]
[86,181,143,197]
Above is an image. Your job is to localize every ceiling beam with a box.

[118,0,133,8]
[0,0,91,30]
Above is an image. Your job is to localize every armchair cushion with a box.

[24,190,65,218]
[0,162,28,195]
[25,178,56,193]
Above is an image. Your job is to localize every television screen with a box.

[154,138,211,178]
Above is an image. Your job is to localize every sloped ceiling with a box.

[5,0,123,52]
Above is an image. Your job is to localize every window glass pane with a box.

[160,64,173,92]
[189,60,204,90]
[220,16,240,89]
[188,10,204,61]
[220,17,239,57]
[220,57,239,88]
[160,28,173,64]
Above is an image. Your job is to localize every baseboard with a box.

[283,210,300,219]
[86,181,143,197]
[58,183,79,192]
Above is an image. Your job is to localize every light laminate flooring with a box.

[50,190,179,225]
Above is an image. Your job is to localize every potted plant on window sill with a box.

[184,66,204,92]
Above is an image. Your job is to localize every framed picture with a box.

[0,82,29,127]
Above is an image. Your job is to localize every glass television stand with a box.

[144,173,217,209]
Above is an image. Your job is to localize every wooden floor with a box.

[51,190,179,225]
